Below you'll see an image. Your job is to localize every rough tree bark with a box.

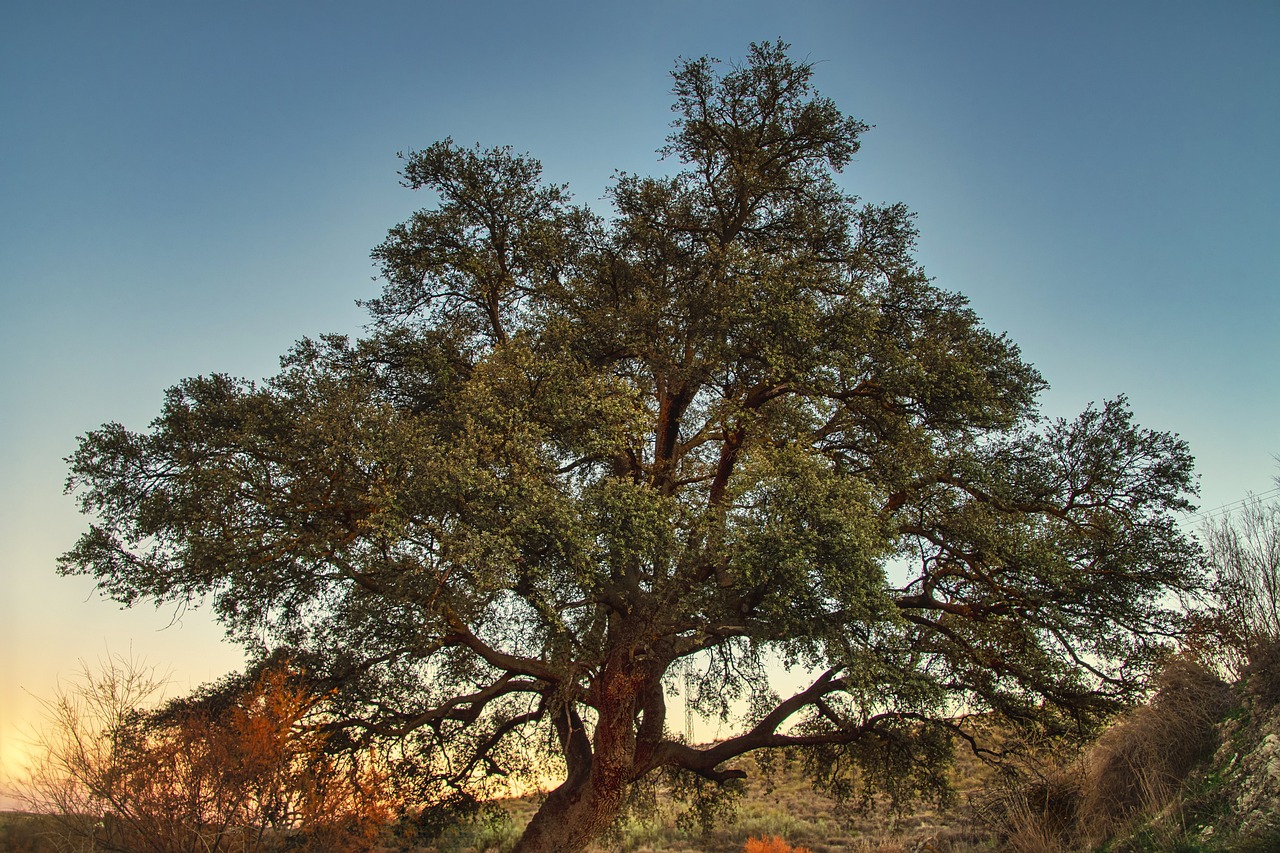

[513,645,664,853]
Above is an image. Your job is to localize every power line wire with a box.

[1182,486,1280,522]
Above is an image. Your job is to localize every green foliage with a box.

[59,41,1202,852]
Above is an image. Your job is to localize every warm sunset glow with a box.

[4,8,1278,851]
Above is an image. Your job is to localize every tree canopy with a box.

[62,42,1201,853]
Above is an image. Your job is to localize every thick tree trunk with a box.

[510,769,629,853]
[512,651,659,853]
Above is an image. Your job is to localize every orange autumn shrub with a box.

[744,836,812,853]
[23,656,393,853]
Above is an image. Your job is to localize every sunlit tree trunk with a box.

[512,771,629,853]
[513,651,657,853]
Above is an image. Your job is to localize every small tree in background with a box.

[23,655,391,853]
[22,655,164,850]
[1204,484,1280,642]
[1201,477,1280,703]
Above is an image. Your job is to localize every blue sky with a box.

[2,1,1277,791]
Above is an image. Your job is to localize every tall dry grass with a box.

[972,656,1233,852]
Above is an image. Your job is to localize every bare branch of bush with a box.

[19,654,392,853]
[1204,488,1280,651]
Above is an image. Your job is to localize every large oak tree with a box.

[63,42,1200,852]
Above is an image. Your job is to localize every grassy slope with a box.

[0,812,60,853]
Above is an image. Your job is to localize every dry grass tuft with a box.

[972,656,1233,852]
[970,763,1083,853]
[1081,656,1231,833]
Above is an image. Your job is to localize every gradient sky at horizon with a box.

[2,1,1277,799]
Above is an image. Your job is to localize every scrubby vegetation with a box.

[970,652,1278,853]
[5,646,1280,852]
[12,655,394,853]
